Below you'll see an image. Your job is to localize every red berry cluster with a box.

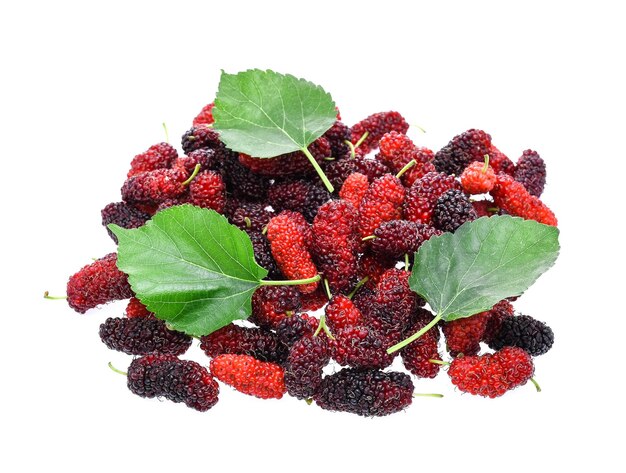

[57,104,557,414]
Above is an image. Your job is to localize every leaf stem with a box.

[108,362,127,376]
[413,393,444,398]
[301,146,334,193]
[162,122,169,143]
[530,377,542,392]
[347,276,369,299]
[396,159,417,179]
[354,131,369,149]
[260,274,321,286]
[43,291,67,300]
[182,163,201,186]
[387,313,443,354]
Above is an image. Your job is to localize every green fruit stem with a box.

[347,276,369,299]
[259,274,322,287]
[404,253,410,272]
[162,122,169,144]
[396,159,417,179]
[108,362,127,376]
[387,313,443,354]
[43,291,67,300]
[301,146,334,193]
[413,393,444,398]
[344,140,357,159]
[482,154,490,173]
[313,315,335,340]
[182,163,201,186]
[323,278,332,299]
[530,377,542,392]
[354,131,369,149]
[361,235,376,241]
[428,359,449,366]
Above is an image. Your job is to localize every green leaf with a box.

[212,69,337,158]
[109,205,268,337]
[410,215,560,321]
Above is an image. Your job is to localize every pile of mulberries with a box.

[55,102,557,415]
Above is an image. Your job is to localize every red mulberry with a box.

[210,354,286,399]
[433,129,492,176]
[127,143,178,178]
[460,159,496,194]
[189,171,226,213]
[350,111,409,155]
[358,174,405,238]
[66,253,132,313]
[192,102,215,127]
[200,324,288,363]
[249,286,301,329]
[377,131,435,186]
[490,174,557,226]
[285,335,331,399]
[403,171,461,224]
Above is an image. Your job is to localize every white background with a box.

[1,1,624,471]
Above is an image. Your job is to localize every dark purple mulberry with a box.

[433,129,492,176]
[488,314,554,356]
[248,232,281,279]
[275,314,319,346]
[181,126,221,154]
[284,335,331,399]
[101,202,150,243]
[99,317,192,356]
[514,149,546,197]
[127,354,219,411]
[314,368,414,417]
[432,189,478,232]
[268,179,330,223]
[323,121,352,160]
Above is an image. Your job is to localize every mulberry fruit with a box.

[339,172,368,209]
[442,311,491,357]
[239,137,331,177]
[325,295,363,332]
[448,347,534,398]
[460,159,496,194]
[310,200,359,293]
[401,310,442,378]
[66,253,133,313]
[377,131,435,186]
[433,129,492,176]
[404,171,461,224]
[266,211,319,293]
[371,268,421,331]
[482,300,515,345]
[125,297,154,319]
[299,287,330,311]
[357,174,405,238]
[127,143,178,178]
[211,354,286,399]
[188,171,226,213]
[490,174,557,226]
[99,317,192,355]
[192,102,215,127]
[471,199,499,218]
[249,286,301,329]
[181,126,221,154]
[432,189,478,232]
[127,354,219,411]
[350,111,409,155]
[229,202,273,233]
[369,220,420,259]
[323,121,352,160]
[121,168,189,205]
[285,335,331,399]
[174,148,221,174]
[488,145,515,176]
[248,232,281,279]
[331,324,398,369]
[514,149,546,197]
[314,368,414,417]
[101,201,150,243]
[268,179,330,222]
[276,314,319,346]
[200,324,288,363]
[488,314,554,356]
[221,152,270,201]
